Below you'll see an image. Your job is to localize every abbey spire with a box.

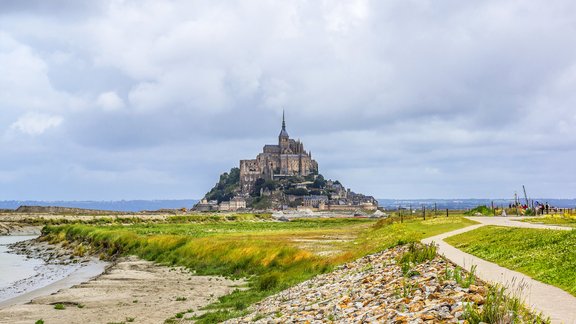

[279,110,289,139]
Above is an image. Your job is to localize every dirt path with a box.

[422,216,575,324]
[0,256,245,324]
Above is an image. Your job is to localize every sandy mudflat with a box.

[0,256,245,324]
[0,223,42,236]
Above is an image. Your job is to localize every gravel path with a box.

[422,216,575,324]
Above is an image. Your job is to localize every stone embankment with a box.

[227,245,524,323]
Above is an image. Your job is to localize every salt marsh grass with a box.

[40,215,476,322]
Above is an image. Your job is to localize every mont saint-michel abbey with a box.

[240,113,318,193]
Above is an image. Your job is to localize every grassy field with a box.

[41,215,476,322]
[521,215,576,228]
[445,226,576,296]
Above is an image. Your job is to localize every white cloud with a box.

[10,112,63,136]
[0,0,575,199]
[96,91,125,111]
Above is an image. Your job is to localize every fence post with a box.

[423,205,426,220]
[446,208,449,217]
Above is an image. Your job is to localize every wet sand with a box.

[0,256,245,324]
[0,235,109,307]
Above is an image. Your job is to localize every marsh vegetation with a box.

[39,215,475,322]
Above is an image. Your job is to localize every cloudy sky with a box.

[1,0,575,200]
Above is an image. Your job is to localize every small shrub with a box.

[73,244,87,257]
[175,296,187,301]
[257,272,280,291]
[464,205,493,216]
[397,242,437,278]
[464,284,550,324]
[126,318,135,322]
[443,264,453,281]
[398,242,437,265]
[234,300,247,310]
[54,303,65,310]
[401,279,415,298]
[35,320,44,324]
[444,264,476,288]
[462,265,477,288]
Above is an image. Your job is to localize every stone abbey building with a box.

[240,113,318,193]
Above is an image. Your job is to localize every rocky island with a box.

[195,113,378,212]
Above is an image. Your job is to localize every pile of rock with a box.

[227,245,489,323]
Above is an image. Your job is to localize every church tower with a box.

[278,110,290,151]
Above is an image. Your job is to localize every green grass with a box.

[53,303,65,310]
[445,226,576,296]
[521,215,576,228]
[16,213,273,226]
[41,216,476,322]
[464,284,550,323]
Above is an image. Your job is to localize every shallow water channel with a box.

[0,235,42,290]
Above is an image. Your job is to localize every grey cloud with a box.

[0,1,102,18]
[0,0,575,200]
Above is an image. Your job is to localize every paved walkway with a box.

[422,216,575,324]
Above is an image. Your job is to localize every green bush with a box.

[257,272,281,291]
[464,205,493,216]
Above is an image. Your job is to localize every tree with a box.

[285,188,309,196]
[311,174,326,189]
[205,167,240,202]
[250,178,267,197]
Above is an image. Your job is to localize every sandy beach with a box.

[0,256,245,324]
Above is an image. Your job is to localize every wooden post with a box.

[446,208,449,217]
[423,205,426,220]
[434,202,437,216]
[491,201,495,216]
